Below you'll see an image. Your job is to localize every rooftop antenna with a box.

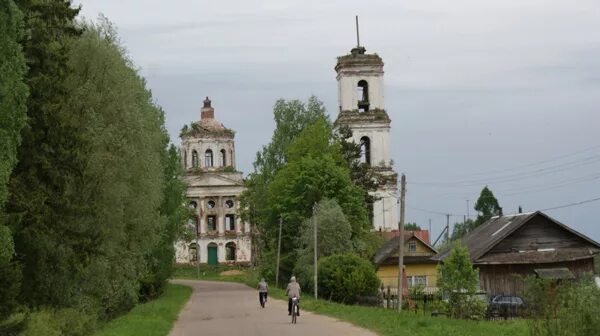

[355,15,360,47]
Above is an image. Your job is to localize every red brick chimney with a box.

[201,96,214,120]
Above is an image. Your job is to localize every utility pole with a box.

[446,214,450,242]
[196,219,201,279]
[382,197,386,231]
[398,174,406,312]
[275,216,283,288]
[428,218,432,237]
[313,203,318,299]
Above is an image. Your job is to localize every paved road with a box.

[169,280,378,336]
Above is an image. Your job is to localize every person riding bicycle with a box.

[286,276,301,316]
[257,277,268,307]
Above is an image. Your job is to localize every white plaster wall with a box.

[182,139,235,169]
[350,126,391,167]
[371,189,399,232]
[174,235,252,264]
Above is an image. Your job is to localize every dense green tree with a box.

[318,253,380,303]
[240,96,328,263]
[474,186,501,226]
[140,144,188,300]
[57,19,170,318]
[6,0,82,308]
[437,241,481,318]
[450,218,476,241]
[293,198,353,290]
[0,0,28,323]
[404,222,421,231]
[266,118,368,253]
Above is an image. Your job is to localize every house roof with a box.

[433,211,600,264]
[374,232,438,265]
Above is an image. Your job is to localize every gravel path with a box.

[169,279,378,336]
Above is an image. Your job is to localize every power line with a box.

[410,154,600,187]
[407,205,476,218]
[540,196,600,211]
[445,144,600,179]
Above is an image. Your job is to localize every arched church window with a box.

[205,149,213,167]
[357,80,369,112]
[220,149,227,166]
[192,150,199,168]
[189,243,198,262]
[360,136,371,165]
[183,150,187,169]
[225,242,236,261]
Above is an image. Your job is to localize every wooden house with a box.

[434,211,600,295]
[374,231,439,293]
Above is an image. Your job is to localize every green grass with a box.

[94,284,192,336]
[172,264,251,283]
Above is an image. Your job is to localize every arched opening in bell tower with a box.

[357,80,370,112]
[360,136,371,165]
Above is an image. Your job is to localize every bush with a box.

[19,308,96,336]
[317,253,380,304]
[452,295,487,320]
[524,275,600,336]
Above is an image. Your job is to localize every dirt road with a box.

[169,280,378,336]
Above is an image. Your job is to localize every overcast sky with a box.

[76,0,600,242]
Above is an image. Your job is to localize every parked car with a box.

[487,295,525,318]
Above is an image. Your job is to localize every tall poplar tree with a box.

[0,0,28,322]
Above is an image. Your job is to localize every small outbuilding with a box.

[434,211,600,295]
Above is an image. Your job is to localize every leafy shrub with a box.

[20,308,96,336]
[452,295,487,320]
[524,275,600,336]
[317,253,380,304]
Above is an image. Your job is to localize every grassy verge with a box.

[266,287,527,336]
[172,264,255,284]
[94,284,192,336]
[171,265,527,336]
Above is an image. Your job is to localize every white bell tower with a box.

[334,17,398,231]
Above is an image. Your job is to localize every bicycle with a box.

[291,296,299,324]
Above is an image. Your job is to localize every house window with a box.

[207,215,217,231]
[408,241,417,253]
[192,150,199,168]
[221,149,227,166]
[207,200,215,209]
[225,200,234,209]
[408,275,427,287]
[189,243,198,261]
[225,242,236,261]
[225,214,235,231]
[205,149,213,167]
